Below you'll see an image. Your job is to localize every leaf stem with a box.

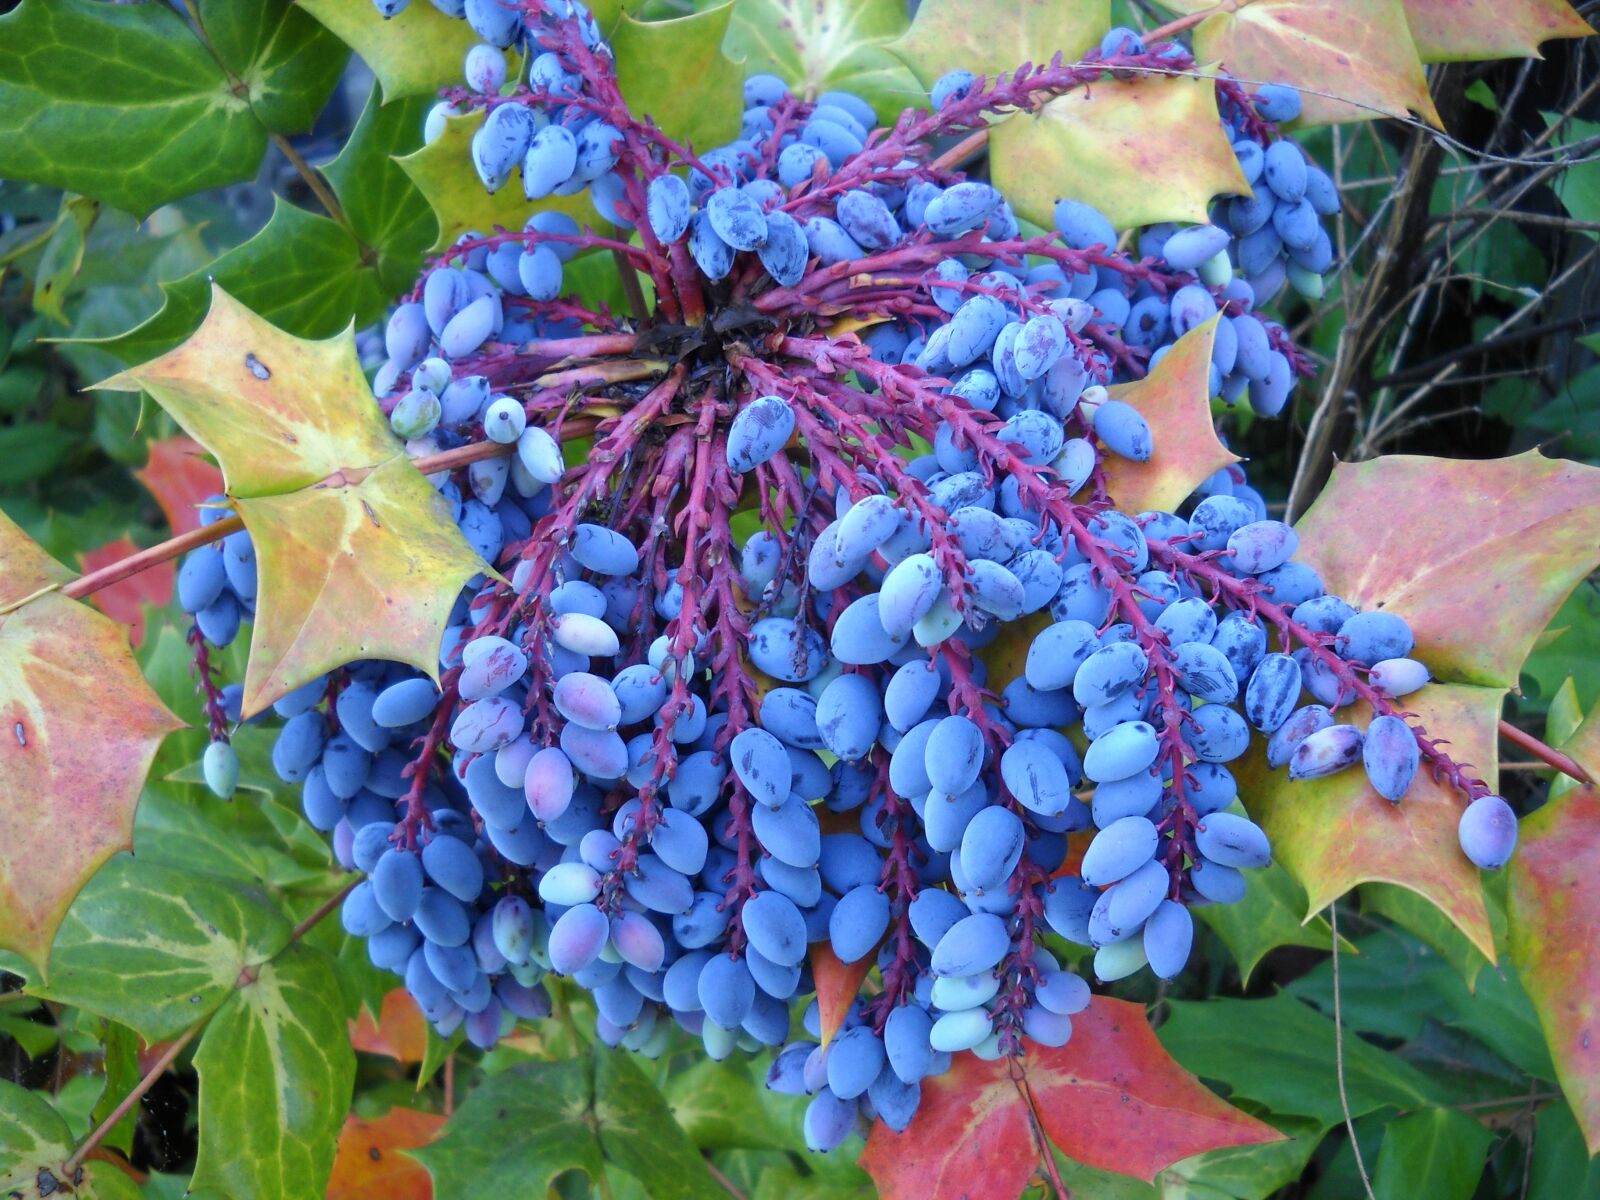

[269,132,354,236]
[1498,720,1592,784]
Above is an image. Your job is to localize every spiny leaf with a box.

[888,0,1109,88]
[297,0,486,102]
[1294,451,1600,689]
[858,997,1282,1194]
[722,0,919,119]
[20,854,292,1043]
[397,109,604,253]
[0,513,183,976]
[190,944,356,1200]
[1507,708,1600,1152]
[327,1106,446,1200]
[1165,0,1441,127]
[992,73,1250,233]
[612,4,743,155]
[1360,880,1495,990]
[1241,685,1504,960]
[810,941,875,1046]
[0,1079,71,1194]
[78,535,172,647]
[1372,1107,1492,1199]
[412,1048,722,1200]
[1194,856,1339,984]
[0,0,347,216]
[1403,0,1592,62]
[348,988,430,1066]
[1100,315,1239,513]
[102,288,486,714]
[135,435,226,536]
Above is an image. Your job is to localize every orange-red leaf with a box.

[810,942,875,1047]
[1168,0,1441,127]
[991,74,1249,232]
[135,435,225,536]
[0,512,183,974]
[1506,710,1600,1153]
[349,988,430,1065]
[1102,315,1238,514]
[326,1106,445,1200]
[79,536,173,646]
[1404,0,1592,62]
[1240,685,1503,961]
[1294,451,1600,689]
[859,997,1282,1193]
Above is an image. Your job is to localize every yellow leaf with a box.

[1403,0,1593,63]
[298,0,488,103]
[991,73,1249,231]
[889,0,1109,87]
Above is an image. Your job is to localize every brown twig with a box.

[1498,720,1593,785]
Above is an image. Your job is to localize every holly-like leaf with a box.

[859,997,1281,1194]
[1294,451,1600,689]
[1164,0,1441,127]
[21,855,292,1043]
[663,1057,795,1152]
[888,0,1109,89]
[397,110,604,253]
[0,0,347,216]
[1194,857,1338,984]
[349,988,430,1066]
[811,942,875,1046]
[78,536,173,646]
[0,1079,71,1194]
[1360,880,1495,989]
[721,0,918,119]
[297,0,486,102]
[993,75,1249,233]
[1241,685,1504,960]
[1372,1107,1492,1199]
[613,5,743,155]
[136,436,226,537]
[1099,315,1238,513]
[327,1106,446,1200]
[411,1048,721,1200]
[101,287,487,715]
[0,514,183,976]
[190,943,356,1200]
[1403,0,1592,62]
[1507,710,1600,1151]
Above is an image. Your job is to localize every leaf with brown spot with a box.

[1294,451,1600,689]
[100,287,487,716]
[1403,0,1592,62]
[888,0,1109,89]
[327,1106,445,1200]
[810,942,875,1046]
[1101,315,1238,514]
[859,997,1282,1194]
[992,74,1250,231]
[1165,0,1440,127]
[1506,707,1600,1153]
[0,512,183,975]
[1241,685,1503,961]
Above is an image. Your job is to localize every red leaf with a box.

[349,988,430,1065]
[1403,0,1592,62]
[326,1106,445,1199]
[135,435,224,536]
[810,942,875,1047]
[860,997,1282,1194]
[78,536,174,647]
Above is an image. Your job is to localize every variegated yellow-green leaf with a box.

[1403,0,1592,63]
[888,0,1109,88]
[0,513,183,976]
[722,0,918,119]
[991,74,1250,232]
[397,109,604,253]
[612,4,743,155]
[298,0,486,102]
[1101,315,1239,513]
[100,287,487,715]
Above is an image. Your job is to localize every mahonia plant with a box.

[165,0,1519,1153]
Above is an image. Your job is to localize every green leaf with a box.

[613,4,743,154]
[889,0,1109,87]
[24,855,293,1043]
[1529,1101,1600,1200]
[320,86,438,295]
[1158,993,1441,1129]
[720,0,918,120]
[1372,1108,1491,1200]
[89,1021,142,1158]
[189,943,356,1200]
[0,0,347,216]
[33,195,100,325]
[413,1049,722,1200]
[298,0,487,102]
[0,1079,71,1193]
[87,199,387,367]
[1165,1117,1331,1200]
[1194,857,1338,984]
[1359,881,1495,989]
[663,1057,794,1151]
